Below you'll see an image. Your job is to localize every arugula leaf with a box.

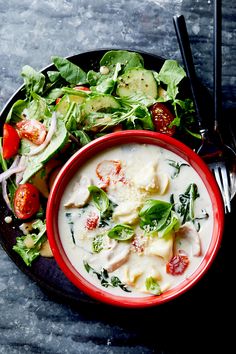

[108,224,134,241]
[71,130,91,146]
[52,56,87,85]
[13,220,47,266]
[139,200,172,231]
[100,50,144,74]
[145,277,162,295]
[88,185,109,214]
[21,65,45,97]
[156,60,186,90]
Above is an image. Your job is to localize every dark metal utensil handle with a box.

[173,15,205,131]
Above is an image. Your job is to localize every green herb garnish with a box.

[83,261,131,292]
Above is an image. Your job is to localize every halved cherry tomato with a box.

[112,124,123,132]
[14,183,40,220]
[166,251,189,275]
[74,86,91,92]
[55,97,61,105]
[2,123,20,160]
[16,119,47,145]
[150,102,176,136]
[85,213,99,230]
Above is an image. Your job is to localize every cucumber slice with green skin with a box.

[81,94,121,116]
[116,68,158,99]
[55,94,86,116]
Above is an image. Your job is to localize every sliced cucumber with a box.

[55,94,86,117]
[82,94,121,116]
[116,68,158,99]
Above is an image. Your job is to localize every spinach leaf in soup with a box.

[178,183,199,224]
[52,56,87,85]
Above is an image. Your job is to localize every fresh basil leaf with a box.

[145,277,162,295]
[108,224,134,241]
[21,65,45,97]
[139,199,172,231]
[52,56,87,85]
[6,99,27,123]
[158,212,180,238]
[88,185,109,214]
[100,50,144,74]
[13,219,47,266]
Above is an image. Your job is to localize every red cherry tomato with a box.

[55,97,61,105]
[14,183,40,220]
[16,119,47,145]
[2,123,20,160]
[150,102,176,136]
[166,251,189,275]
[85,213,99,230]
[74,86,91,92]
[112,124,123,132]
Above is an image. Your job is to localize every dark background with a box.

[0,1,235,353]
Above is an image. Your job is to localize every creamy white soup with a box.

[58,143,213,297]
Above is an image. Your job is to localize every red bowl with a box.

[46,130,224,308]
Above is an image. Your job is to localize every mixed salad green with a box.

[0,50,199,266]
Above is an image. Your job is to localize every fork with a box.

[173,10,232,213]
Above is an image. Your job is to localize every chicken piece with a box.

[64,176,91,208]
[175,222,201,257]
[103,242,130,273]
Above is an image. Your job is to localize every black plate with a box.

[0,49,212,305]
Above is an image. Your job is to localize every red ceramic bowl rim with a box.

[46,130,224,308]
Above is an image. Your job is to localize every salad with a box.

[0,50,199,266]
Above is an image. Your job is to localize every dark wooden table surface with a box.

[0,1,235,353]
